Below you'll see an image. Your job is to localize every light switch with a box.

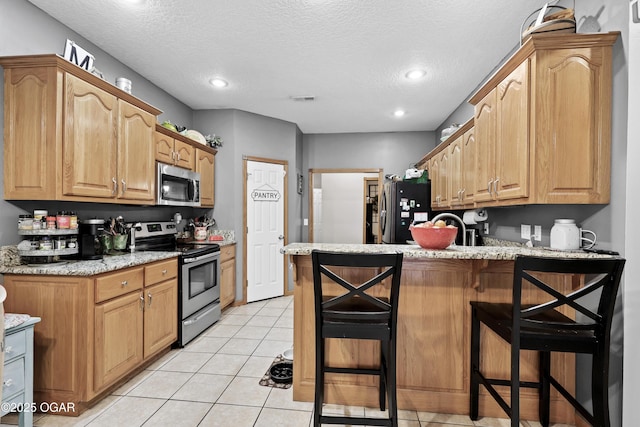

[521,224,531,239]
[303,218,308,226]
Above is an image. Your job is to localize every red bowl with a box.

[410,225,458,249]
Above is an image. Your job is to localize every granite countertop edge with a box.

[281,243,616,260]
[0,251,179,276]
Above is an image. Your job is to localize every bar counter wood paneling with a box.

[287,245,598,425]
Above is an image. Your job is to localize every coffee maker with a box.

[78,218,105,260]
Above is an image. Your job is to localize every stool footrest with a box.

[319,414,392,426]
[325,366,380,376]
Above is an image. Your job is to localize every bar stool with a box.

[311,250,403,427]
[469,256,625,427]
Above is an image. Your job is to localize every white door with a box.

[246,160,285,302]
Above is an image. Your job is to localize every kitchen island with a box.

[283,242,615,424]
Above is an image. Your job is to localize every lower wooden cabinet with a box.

[220,244,236,309]
[3,257,178,415]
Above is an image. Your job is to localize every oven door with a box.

[181,251,220,318]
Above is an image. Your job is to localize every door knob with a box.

[278,235,285,240]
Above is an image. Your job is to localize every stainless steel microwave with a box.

[157,163,201,207]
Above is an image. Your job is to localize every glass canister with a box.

[550,219,580,250]
[18,214,34,230]
[54,236,67,250]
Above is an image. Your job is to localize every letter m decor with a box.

[63,39,95,71]
[251,185,281,202]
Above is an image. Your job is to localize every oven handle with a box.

[182,252,220,264]
[184,305,218,326]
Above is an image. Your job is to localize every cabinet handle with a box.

[493,177,499,197]
[3,379,13,387]
[140,294,145,311]
[121,280,128,287]
[121,179,127,194]
[4,346,13,355]
[148,292,152,307]
[112,177,118,195]
[171,151,176,161]
[162,269,167,275]
[176,152,181,162]
[487,179,493,195]
[461,188,465,200]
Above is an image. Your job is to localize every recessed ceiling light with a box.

[209,78,228,88]
[394,110,406,117]
[405,69,426,80]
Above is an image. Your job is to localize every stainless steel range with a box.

[132,221,221,347]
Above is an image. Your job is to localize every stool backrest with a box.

[311,250,403,323]
[512,256,625,337]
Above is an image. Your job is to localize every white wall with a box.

[623,2,640,425]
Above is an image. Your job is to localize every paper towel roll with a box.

[463,209,488,225]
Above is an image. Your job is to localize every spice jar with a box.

[54,237,66,250]
[39,236,53,250]
[32,217,42,230]
[67,236,77,249]
[18,214,34,230]
[46,216,57,230]
[69,211,78,229]
[57,211,70,229]
[33,209,48,221]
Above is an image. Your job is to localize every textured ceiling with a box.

[27,0,549,133]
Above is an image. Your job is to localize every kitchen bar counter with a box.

[0,251,178,276]
[284,242,616,424]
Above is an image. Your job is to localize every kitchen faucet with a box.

[431,213,466,246]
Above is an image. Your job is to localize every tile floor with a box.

[0,295,571,427]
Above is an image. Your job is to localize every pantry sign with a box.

[251,185,281,202]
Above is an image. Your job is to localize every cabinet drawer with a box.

[145,259,178,286]
[2,357,26,399]
[95,267,144,303]
[4,330,27,361]
[220,245,235,262]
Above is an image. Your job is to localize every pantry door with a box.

[245,157,287,303]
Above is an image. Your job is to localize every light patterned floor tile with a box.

[216,376,271,407]
[199,353,249,375]
[217,337,261,355]
[182,336,229,353]
[254,407,312,427]
[246,315,278,327]
[158,351,213,373]
[264,327,293,342]
[126,370,192,399]
[418,411,474,425]
[264,387,314,412]
[255,306,286,317]
[236,355,275,378]
[263,296,293,308]
[142,400,211,427]
[144,349,181,370]
[198,403,261,427]
[204,323,242,338]
[229,304,266,316]
[252,339,292,357]
[172,372,234,403]
[110,369,155,396]
[473,417,526,427]
[217,313,253,326]
[83,396,165,427]
[274,316,293,328]
[234,325,272,340]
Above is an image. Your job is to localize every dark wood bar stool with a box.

[470,256,625,427]
[311,250,403,427]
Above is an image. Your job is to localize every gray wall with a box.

[0,0,198,249]
[193,109,303,297]
[301,131,436,241]
[435,1,629,424]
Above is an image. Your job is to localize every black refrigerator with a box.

[381,181,432,244]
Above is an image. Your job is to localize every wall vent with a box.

[290,95,315,102]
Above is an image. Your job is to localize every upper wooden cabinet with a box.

[154,125,196,171]
[420,32,619,209]
[196,148,215,207]
[0,54,162,204]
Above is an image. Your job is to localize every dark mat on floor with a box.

[259,354,293,389]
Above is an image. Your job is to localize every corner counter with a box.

[283,243,614,424]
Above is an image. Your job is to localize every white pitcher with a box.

[550,219,597,250]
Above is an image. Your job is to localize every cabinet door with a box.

[63,73,118,198]
[495,60,529,201]
[220,257,236,309]
[448,136,463,207]
[143,280,178,359]
[94,291,143,391]
[436,149,449,208]
[461,127,476,204]
[3,66,59,200]
[428,157,440,209]
[118,100,155,201]
[154,132,175,165]
[196,149,215,207]
[174,140,195,170]
[473,89,497,202]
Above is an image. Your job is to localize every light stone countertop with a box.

[0,251,179,276]
[281,242,617,260]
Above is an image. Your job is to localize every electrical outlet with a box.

[521,224,531,239]
[483,223,489,235]
[534,225,542,241]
